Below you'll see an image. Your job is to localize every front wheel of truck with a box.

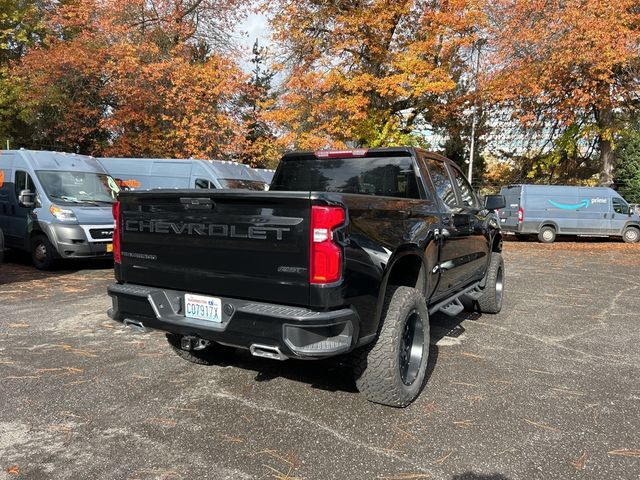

[351,286,430,407]
[166,333,236,365]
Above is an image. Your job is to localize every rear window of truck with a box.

[271,156,420,199]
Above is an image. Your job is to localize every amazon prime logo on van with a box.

[124,220,290,240]
[547,197,608,210]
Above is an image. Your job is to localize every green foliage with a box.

[614,129,640,203]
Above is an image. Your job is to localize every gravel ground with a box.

[0,241,638,480]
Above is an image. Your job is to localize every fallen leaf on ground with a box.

[607,449,640,458]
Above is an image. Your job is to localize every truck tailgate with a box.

[117,191,311,305]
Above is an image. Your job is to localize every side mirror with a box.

[18,189,35,208]
[484,194,506,211]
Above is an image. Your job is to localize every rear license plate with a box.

[106,243,113,252]
[184,294,222,323]
[500,218,506,223]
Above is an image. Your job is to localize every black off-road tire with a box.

[622,226,640,244]
[476,253,505,314]
[538,225,556,243]
[30,234,59,270]
[166,333,236,366]
[351,286,430,408]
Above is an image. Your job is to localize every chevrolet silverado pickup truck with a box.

[107,148,506,407]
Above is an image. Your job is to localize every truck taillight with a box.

[310,205,345,284]
[518,207,524,224]
[112,201,121,263]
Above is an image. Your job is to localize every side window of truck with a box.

[612,197,629,215]
[426,159,457,209]
[448,165,479,208]
[195,178,215,189]
[14,171,36,200]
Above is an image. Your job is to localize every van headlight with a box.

[50,204,77,221]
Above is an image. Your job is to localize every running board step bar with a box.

[428,281,481,316]
[439,298,464,317]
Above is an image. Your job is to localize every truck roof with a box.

[281,147,453,163]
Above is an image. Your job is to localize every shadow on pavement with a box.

[205,329,442,397]
[0,248,113,286]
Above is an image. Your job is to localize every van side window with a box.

[14,171,36,200]
[427,159,457,209]
[612,197,629,215]
[448,165,479,208]
[195,178,215,189]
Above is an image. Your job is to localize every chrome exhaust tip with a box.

[250,344,288,361]
[123,319,146,333]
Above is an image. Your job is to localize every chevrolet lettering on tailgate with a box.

[124,220,290,240]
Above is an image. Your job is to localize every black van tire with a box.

[622,226,640,244]
[166,333,236,365]
[476,253,505,314]
[30,234,58,270]
[351,286,430,408]
[538,226,556,243]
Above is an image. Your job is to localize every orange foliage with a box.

[13,0,250,158]
[485,0,640,126]
[265,0,486,150]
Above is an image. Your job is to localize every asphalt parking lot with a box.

[0,241,639,480]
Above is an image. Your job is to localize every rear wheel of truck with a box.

[30,234,58,270]
[476,253,505,314]
[351,286,430,408]
[622,226,640,244]
[166,333,236,365]
[538,226,556,243]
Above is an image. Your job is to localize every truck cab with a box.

[0,150,119,269]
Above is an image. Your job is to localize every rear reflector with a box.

[310,205,345,284]
[112,201,121,263]
[314,149,368,158]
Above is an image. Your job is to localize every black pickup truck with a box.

[107,148,506,407]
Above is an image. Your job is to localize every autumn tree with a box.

[9,0,250,157]
[265,0,486,150]
[484,0,640,186]
[0,0,47,147]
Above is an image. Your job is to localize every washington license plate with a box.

[184,294,222,323]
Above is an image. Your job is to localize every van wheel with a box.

[538,226,556,243]
[351,286,430,407]
[166,334,236,365]
[622,226,640,244]
[476,253,505,314]
[30,234,58,270]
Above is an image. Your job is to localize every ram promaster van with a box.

[97,158,268,191]
[0,150,119,269]
[499,184,640,243]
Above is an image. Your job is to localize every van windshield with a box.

[36,171,120,205]
[218,179,267,191]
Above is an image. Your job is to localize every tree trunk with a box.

[597,106,615,186]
